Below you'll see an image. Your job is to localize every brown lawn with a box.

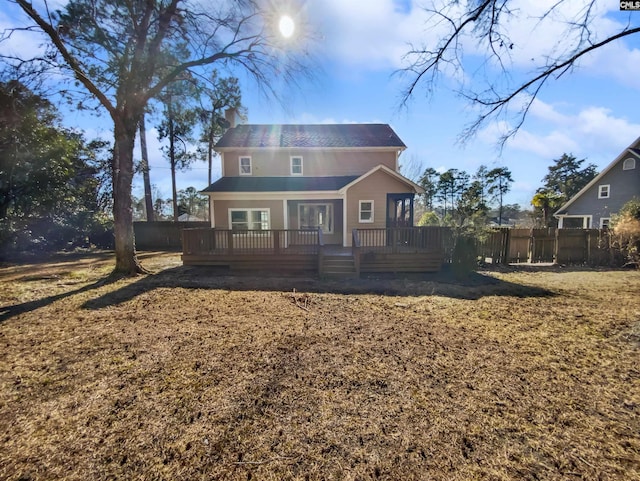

[0,252,639,480]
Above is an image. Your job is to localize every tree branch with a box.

[14,0,117,119]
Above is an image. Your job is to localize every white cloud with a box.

[481,98,640,163]
[304,0,640,93]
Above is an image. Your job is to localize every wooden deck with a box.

[182,227,450,276]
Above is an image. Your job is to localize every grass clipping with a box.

[0,255,639,480]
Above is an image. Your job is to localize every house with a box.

[202,123,423,246]
[554,136,640,228]
[181,121,451,275]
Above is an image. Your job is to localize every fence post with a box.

[502,228,511,265]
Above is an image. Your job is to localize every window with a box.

[298,203,333,233]
[239,156,252,175]
[623,158,636,170]
[291,156,303,175]
[561,216,590,228]
[359,200,374,223]
[600,218,611,229]
[229,209,269,231]
[598,184,610,199]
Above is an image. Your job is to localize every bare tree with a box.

[400,1,640,147]
[4,0,308,274]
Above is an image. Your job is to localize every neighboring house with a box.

[555,136,640,229]
[202,123,424,246]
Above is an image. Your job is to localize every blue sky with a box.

[3,0,640,208]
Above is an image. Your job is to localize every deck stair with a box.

[320,254,358,278]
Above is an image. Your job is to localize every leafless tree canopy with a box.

[400,0,640,147]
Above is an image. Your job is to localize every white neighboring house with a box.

[554,136,640,229]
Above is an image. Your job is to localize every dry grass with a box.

[0,253,639,480]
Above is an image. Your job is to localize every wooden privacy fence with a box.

[479,228,615,265]
[134,221,209,250]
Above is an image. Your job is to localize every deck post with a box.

[273,230,280,255]
[392,228,399,254]
[227,230,234,254]
[318,227,324,276]
[352,229,361,277]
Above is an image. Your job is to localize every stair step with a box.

[321,254,357,277]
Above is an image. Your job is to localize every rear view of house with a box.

[203,123,423,246]
[181,122,450,276]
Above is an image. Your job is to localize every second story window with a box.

[239,156,252,175]
[291,156,303,175]
[598,184,610,199]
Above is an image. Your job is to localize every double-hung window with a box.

[229,209,270,231]
[359,200,374,223]
[291,156,303,175]
[598,184,610,199]
[239,156,252,175]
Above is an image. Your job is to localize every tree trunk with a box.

[139,114,154,222]
[169,116,178,223]
[113,116,146,275]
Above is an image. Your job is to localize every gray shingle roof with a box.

[215,124,406,149]
[202,176,360,193]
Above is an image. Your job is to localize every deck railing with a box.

[355,226,450,253]
[182,228,321,255]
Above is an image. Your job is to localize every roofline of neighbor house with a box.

[554,135,640,217]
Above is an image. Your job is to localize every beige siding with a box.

[345,171,414,246]
[212,199,284,229]
[221,149,397,177]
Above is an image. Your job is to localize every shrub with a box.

[451,233,478,279]
[611,198,640,268]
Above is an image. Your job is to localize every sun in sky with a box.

[278,14,295,38]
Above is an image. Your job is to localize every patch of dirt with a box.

[0,252,639,480]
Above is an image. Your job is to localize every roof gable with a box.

[340,165,425,194]
[215,124,406,149]
[555,135,640,215]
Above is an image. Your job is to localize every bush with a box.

[451,234,478,279]
[611,197,640,268]
[0,212,114,260]
[417,211,440,226]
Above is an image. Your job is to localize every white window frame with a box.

[359,200,374,223]
[298,203,333,234]
[239,156,252,176]
[600,217,611,229]
[228,208,270,232]
[558,215,591,229]
[598,184,610,199]
[623,158,636,170]
[290,156,303,176]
